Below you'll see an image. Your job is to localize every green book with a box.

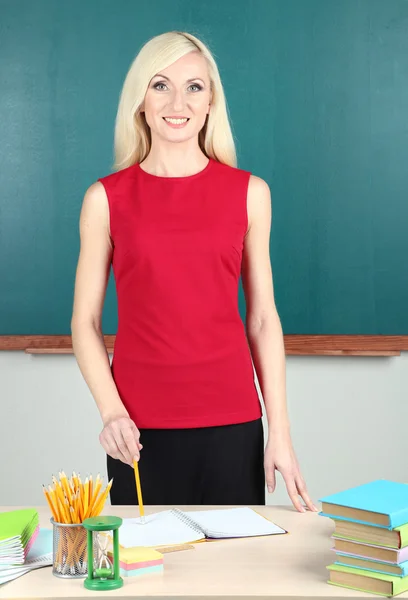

[327,563,408,597]
[0,509,38,546]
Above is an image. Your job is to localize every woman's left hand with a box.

[264,431,319,513]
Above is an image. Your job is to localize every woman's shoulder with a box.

[97,163,137,188]
[211,159,255,185]
[214,161,270,195]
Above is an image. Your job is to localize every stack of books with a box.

[0,509,53,585]
[0,529,52,585]
[0,509,39,565]
[319,479,408,597]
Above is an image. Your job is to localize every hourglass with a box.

[82,516,123,591]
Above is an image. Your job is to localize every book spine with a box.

[320,512,392,530]
[390,508,408,529]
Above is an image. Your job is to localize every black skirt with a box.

[106,418,266,505]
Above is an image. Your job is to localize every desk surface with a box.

[0,505,388,599]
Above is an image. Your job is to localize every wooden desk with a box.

[0,505,381,599]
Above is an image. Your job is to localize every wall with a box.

[1,351,407,507]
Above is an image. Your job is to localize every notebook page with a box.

[180,507,287,538]
[119,510,205,548]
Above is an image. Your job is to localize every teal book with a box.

[319,480,408,530]
[335,554,408,577]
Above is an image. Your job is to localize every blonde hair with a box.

[112,31,237,171]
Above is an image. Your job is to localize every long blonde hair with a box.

[112,31,237,171]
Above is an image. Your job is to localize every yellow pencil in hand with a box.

[133,459,145,524]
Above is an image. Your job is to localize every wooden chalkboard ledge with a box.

[0,335,407,356]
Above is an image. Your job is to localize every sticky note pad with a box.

[108,546,164,577]
[120,564,163,578]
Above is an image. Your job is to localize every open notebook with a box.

[118,507,287,549]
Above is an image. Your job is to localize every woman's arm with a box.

[241,175,317,512]
[71,182,142,466]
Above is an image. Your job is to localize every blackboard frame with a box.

[1,335,407,356]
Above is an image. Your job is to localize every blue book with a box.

[319,480,408,530]
[335,554,408,577]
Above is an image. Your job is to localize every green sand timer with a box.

[82,516,123,591]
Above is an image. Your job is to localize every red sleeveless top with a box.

[98,157,262,429]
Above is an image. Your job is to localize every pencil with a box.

[85,474,101,519]
[83,477,89,516]
[92,479,113,516]
[133,459,145,523]
[48,485,61,522]
[90,474,101,505]
[44,471,112,523]
[43,485,58,521]
[60,471,72,504]
[88,475,93,508]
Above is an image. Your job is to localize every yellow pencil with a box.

[133,459,145,523]
[78,474,84,507]
[73,490,79,523]
[92,479,113,516]
[90,474,102,506]
[44,471,114,525]
[77,488,84,522]
[60,471,72,504]
[65,498,73,524]
[56,496,67,523]
[43,485,58,521]
[72,471,79,491]
[53,481,67,519]
[83,477,89,516]
[84,475,101,520]
[48,485,61,522]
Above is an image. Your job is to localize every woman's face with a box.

[141,51,212,143]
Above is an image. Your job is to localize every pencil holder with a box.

[51,518,88,578]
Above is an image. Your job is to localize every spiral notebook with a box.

[119,507,287,549]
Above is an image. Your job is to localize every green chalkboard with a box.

[1,0,407,335]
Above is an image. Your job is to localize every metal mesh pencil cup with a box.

[51,518,88,578]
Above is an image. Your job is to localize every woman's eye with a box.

[153,82,202,92]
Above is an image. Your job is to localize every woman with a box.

[71,31,317,512]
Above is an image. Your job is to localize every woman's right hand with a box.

[99,415,143,467]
